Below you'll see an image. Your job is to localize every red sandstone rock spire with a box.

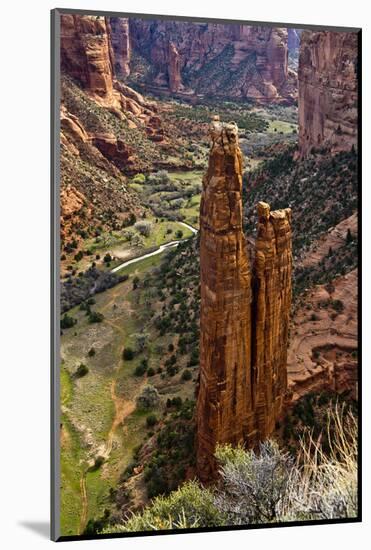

[196,121,292,482]
[196,119,253,481]
[252,202,292,439]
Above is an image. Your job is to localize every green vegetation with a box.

[75,363,89,378]
[61,313,77,330]
[169,101,268,133]
[123,347,134,361]
[62,76,160,173]
[106,405,357,532]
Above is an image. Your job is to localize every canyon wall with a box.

[298,30,358,157]
[60,15,115,97]
[196,122,292,480]
[109,17,131,78]
[128,20,296,103]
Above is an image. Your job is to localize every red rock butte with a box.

[196,120,292,481]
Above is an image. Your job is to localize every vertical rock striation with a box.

[109,17,131,78]
[196,122,292,481]
[196,120,253,481]
[298,30,358,157]
[168,42,182,93]
[252,202,292,439]
[60,15,115,97]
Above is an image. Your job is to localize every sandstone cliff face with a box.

[298,30,358,157]
[252,202,292,439]
[109,17,131,78]
[60,15,115,97]
[168,42,182,93]
[129,20,296,103]
[196,122,292,480]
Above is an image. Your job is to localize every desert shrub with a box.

[131,233,145,248]
[146,414,158,428]
[215,441,292,524]
[123,347,134,361]
[88,311,104,323]
[88,347,96,357]
[181,369,192,381]
[134,221,153,237]
[75,363,89,378]
[123,228,135,242]
[105,481,223,533]
[134,363,147,376]
[147,367,155,377]
[60,314,77,329]
[88,455,105,472]
[103,253,112,263]
[132,173,145,184]
[282,405,358,521]
[74,250,83,262]
[133,332,149,353]
[136,385,160,411]
[175,230,184,239]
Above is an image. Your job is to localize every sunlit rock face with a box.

[252,202,292,440]
[196,120,254,481]
[196,122,292,481]
[298,30,358,157]
[60,15,115,97]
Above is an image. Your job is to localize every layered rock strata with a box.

[298,30,358,157]
[196,122,292,481]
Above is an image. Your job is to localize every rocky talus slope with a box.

[196,121,292,480]
[298,30,358,157]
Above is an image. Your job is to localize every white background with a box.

[0,0,368,547]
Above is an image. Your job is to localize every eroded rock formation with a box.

[129,20,297,103]
[196,122,292,480]
[252,202,292,439]
[60,15,115,97]
[298,30,358,157]
[196,120,253,480]
[109,17,131,78]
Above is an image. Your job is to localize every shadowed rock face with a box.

[129,20,296,103]
[298,30,358,157]
[196,122,292,481]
